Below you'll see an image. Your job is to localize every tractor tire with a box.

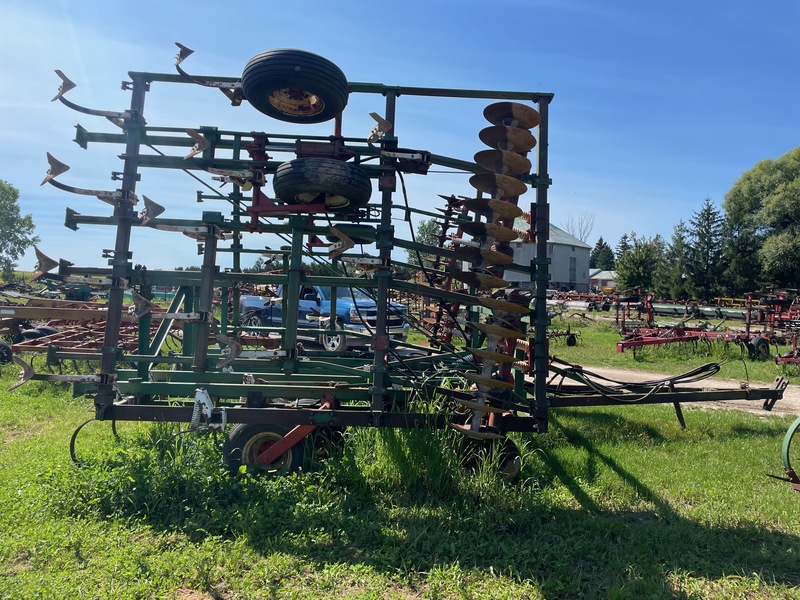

[241,49,349,123]
[223,423,305,475]
[273,157,372,211]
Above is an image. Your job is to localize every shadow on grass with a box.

[51,410,800,599]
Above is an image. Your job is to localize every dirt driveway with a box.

[576,365,800,417]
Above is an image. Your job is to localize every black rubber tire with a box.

[748,336,771,361]
[223,423,304,475]
[273,157,372,211]
[0,341,11,364]
[241,49,349,123]
[12,329,45,344]
[35,326,59,336]
[325,224,376,245]
[320,319,347,353]
[566,333,578,347]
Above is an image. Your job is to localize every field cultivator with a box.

[615,289,799,360]
[19,45,789,478]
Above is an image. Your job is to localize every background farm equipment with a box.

[21,45,788,478]
[615,288,797,360]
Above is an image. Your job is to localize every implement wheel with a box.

[748,336,771,361]
[782,415,800,486]
[223,424,304,475]
[273,157,372,211]
[241,49,349,123]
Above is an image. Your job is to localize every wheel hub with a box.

[268,88,324,117]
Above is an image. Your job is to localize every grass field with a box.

[1,318,799,599]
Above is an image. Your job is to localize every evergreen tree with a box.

[659,220,691,300]
[589,236,615,270]
[615,233,659,291]
[686,197,724,301]
[649,234,669,298]
[615,233,631,261]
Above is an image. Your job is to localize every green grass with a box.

[1,357,799,598]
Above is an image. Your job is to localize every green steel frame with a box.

[35,52,786,470]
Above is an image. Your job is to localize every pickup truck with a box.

[240,284,410,351]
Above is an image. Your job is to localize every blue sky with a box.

[1,0,798,271]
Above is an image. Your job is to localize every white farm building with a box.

[504,223,591,293]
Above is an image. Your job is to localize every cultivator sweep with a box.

[20,45,789,477]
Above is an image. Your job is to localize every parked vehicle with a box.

[240,284,410,351]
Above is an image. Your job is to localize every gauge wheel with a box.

[241,49,349,123]
[320,320,347,353]
[748,336,771,361]
[273,157,372,211]
[223,424,304,475]
[781,416,800,484]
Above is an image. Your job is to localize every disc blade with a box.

[464,372,515,389]
[451,271,509,289]
[478,296,530,315]
[468,347,518,364]
[474,149,532,176]
[469,173,528,199]
[460,221,519,243]
[452,246,513,266]
[479,125,537,152]
[463,197,523,220]
[453,397,507,414]
[483,102,541,129]
[469,321,526,339]
[448,423,506,440]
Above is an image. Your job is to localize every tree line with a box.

[589,146,800,301]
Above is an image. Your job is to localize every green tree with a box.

[686,197,724,301]
[723,146,800,293]
[0,181,38,281]
[406,218,442,266]
[657,220,691,300]
[589,236,615,270]
[649,233,669,298]
[615,233,631,261]
[614,233,659,291]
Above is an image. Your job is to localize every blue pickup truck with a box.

[240,284,410,351]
